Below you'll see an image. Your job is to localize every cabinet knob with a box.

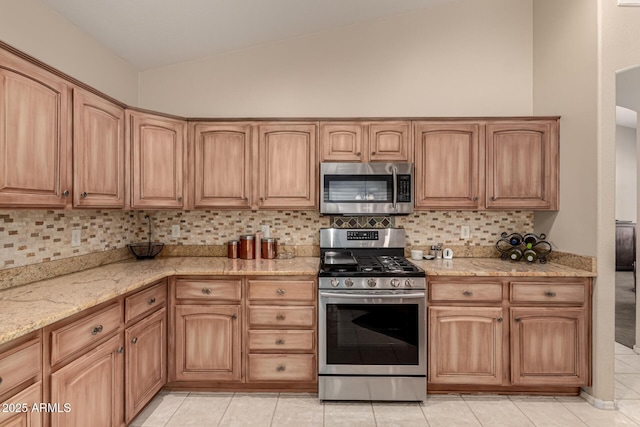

[497,317,503,323]
[544,291,557,297]
[276,288,286,296]
[275,339,285,345]
[355,152,361,156]
[177,196,183,202]
[131,337,138,344]
[515,317,521,322]
[276,314,286,321]
[491,196,496,201]
[91,325,103,335]
[0,377,2,385]
[276,365,286,372]
[62,190,70,197]
[371,151,376,155]
[202,288,212,295]
[232,314,237,320]
[117,346,124,354]
[148,297,156,305]
[462,290,473,297]
[472,197,478,201]
[80,192,88,198]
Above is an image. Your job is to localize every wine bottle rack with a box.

[495,232,552,263]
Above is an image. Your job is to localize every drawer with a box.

[248,354,315,382]
[125,280,167,323]
[175,279,241,302]
[50,303,122,366]
[0,339,41,397]
[510,282,587,304]
[248,330,315,352]
[248,306,315,328]
[430,282,503,303]
[248,280,315,303]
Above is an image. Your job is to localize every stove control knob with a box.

[390,278,401,288]
[330,278,340,287]
[367,278,377,288]
[344,278,354,287]
[405,279,414,288]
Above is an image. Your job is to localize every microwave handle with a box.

[392,166,398,210]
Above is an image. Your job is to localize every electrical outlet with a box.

[261,225,270,238]
[172,225,181,238]
[461,225,470,239]
[71,229,81,247]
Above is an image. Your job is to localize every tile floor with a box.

[131,343,640,427]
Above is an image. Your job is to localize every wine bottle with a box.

[509,248,523,261]
[509,233,523,246]
[523,249,537,263]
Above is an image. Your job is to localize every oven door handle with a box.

[319,291,425,299]
[392,166,398,210]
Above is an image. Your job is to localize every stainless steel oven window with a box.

[318,290,426,376]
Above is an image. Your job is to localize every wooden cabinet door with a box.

[174,305,241,382]
[256,124,318,209]
[0,382,42,427]
[0,50,70,208]
[429,306,504,385]
[319,122,364,162]
[510,307,588,386]
[125,308,166,423]
[414,123,481,209]
[50,334,124,427]
[368,121,411,162]
[486,121,559,210]
[191,123,252,208]
[128,111,186,209]
[73,89,125,208]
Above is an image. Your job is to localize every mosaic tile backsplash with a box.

[0,210,533,271]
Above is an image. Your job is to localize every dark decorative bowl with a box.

[127,242,164,260]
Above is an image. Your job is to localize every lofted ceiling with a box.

[40,0,446,70]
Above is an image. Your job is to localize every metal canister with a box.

[239,235,255,259]
[227,240,239,259]
[261,238,277,259]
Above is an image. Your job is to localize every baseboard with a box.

[580,390,617,410]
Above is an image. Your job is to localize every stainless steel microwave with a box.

[320,162,414,215]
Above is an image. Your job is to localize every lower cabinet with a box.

[427,277,591,392]
[0,382,43,427]
[173,305,241,382]
[49,334,124,427]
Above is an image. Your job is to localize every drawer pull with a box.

[148,297,156,305]
[544,291,557,297]
[276,365,286,372]
[276,314,286,321]
[497,317,503,323]
[202,288,212,295]
[275,339,285,345]
[131,337,138,344]
[462,290,473,297]
[276,289,286,296]
[91,325,103,335]
[515,317,521,322]
[117,347,124,354]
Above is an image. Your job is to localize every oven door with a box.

[318,289,426,376]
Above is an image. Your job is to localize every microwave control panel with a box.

[397,175,412,202]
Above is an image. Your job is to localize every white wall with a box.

[0,0,138,105]
[139,0,533,117]
[532,0,610,402]
[616,124,637,221]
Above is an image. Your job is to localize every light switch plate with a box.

[71,229,81,247]
[172,225,181,238]
[461,225,470,239]
[261,225,270,238]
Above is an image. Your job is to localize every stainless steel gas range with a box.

[317,228,427,401]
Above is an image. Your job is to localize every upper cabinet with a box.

[189,122,253,209]
[127,110,187,209]
[320,121,411,163]
[256,123,318,209]
[486,121,559,210]
[0,49,71,208]
[414,122,483,210]
[73,89,125,208]
[415,119,559,211]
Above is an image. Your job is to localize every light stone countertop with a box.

[0,256,595,346]
[413,257,596,277]
[0,257,319,346]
